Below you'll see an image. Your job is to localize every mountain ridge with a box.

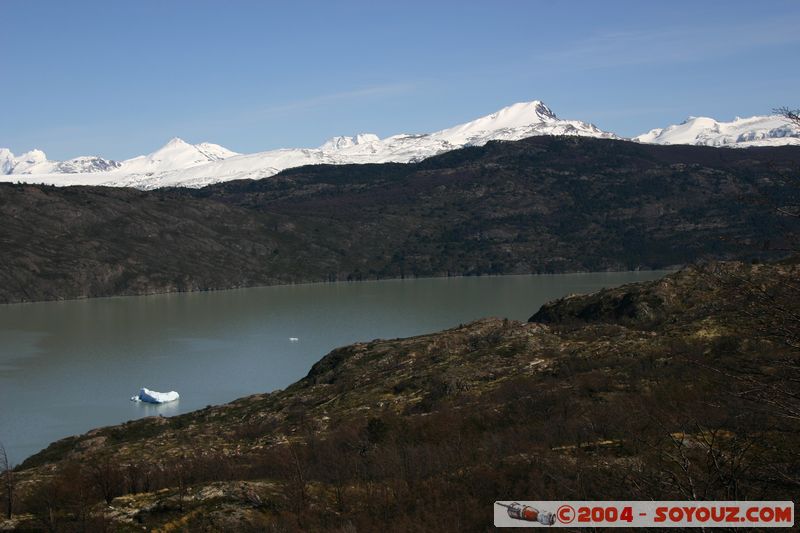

[2,101,798,190]
[0,100,612,189]
[634,113,800,147]
[1,135,799,304]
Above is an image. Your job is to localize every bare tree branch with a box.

[774,106,800,128]
[0,441,12,520]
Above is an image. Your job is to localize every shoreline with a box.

[3,269,674,465]
[0,265,683,307]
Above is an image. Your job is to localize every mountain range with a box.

[2,100,798,189]
[634,114,800,147]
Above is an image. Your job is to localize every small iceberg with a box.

[131,387,180,404]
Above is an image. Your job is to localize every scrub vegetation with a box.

[3,260,798,531]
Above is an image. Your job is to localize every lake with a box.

[0,271,668,464]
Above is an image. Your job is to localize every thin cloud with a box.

[252,83,418,118]
[535,18,800,70]
[175,82,420,135]
[582,106,688,120]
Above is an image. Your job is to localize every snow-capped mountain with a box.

[3,101,798,190]
[120,138,239,174]
[0,101,615,189]
[635,114,800,147]
[0,148,121,175]
[1,138,238,177]
[319,133,381,151]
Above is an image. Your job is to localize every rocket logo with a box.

[496,502,556,525]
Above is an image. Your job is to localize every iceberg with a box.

[130,387,180,404]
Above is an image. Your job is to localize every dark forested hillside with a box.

[1,136,799,303]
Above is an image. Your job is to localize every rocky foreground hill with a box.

[2,260,798,531]
[1,136,800,303]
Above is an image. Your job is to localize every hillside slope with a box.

[6,261,799,531]
[1,136,799,304]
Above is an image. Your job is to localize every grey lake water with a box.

[0,272,668,464]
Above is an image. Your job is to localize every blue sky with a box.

[2,0,799,160]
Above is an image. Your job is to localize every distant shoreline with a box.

[0,267,680,306]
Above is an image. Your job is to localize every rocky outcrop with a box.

[7,261,799,531]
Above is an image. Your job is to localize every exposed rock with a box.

[8,261,799,531]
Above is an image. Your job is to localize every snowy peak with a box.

[13,149,49,174]
[431,100,614,147]
[164,137,189,147]
[0,148,15,174]
[635,114,800,147]
[355,133,380,145]
[0,138,239,176]
[435,101,556,140]
[320,133,381,151]
[0,148,120,175]
[320,136,355,151]
[54,156,122,174]
[316,101,566,151]
[145,138,203,160]
[472,100,557,127]
[145,137,237,160]
[121,138,239,173]
[196,142,239,160]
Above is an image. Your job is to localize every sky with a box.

[1,0,799,160]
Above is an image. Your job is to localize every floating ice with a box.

[130,387,180,404]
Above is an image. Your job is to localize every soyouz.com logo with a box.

[494,501,795,528]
